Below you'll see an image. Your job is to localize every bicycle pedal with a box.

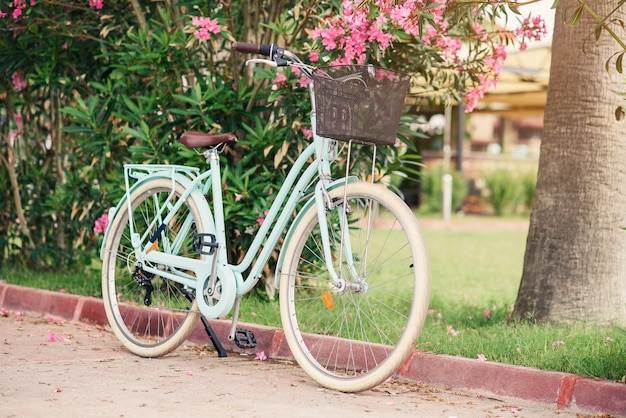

[234,328,257,349]
[193,233,218,255]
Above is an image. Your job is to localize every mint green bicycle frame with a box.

[103,94,359,328]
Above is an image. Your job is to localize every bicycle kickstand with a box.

[201,315,228,358]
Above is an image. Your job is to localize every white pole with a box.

[443,105,452,222]
[443,173,452,223]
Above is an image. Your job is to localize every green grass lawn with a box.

[1,217,625,382]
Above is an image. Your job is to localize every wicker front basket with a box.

[312,65,410,146]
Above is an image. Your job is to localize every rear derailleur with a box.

[132,265,154,307]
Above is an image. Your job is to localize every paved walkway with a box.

[0,310,596,418]
[1,284,625,417]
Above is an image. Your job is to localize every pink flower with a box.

[11,72,27,91]
[192,16,221,41]
[272,73,287,86]
[255,351,267,361]
[234,193,243,202]
[446,325,458,337]
[186,370,194,376]
[257,210,269,226]
[89,0,103,9]
[0,10,7,18]
[477,353,487,362]
[93,213,109,235]
[483,310,491,319]
[47,331,58,342]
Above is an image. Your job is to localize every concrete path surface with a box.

[0,311,588,418]
[1,284,625,418]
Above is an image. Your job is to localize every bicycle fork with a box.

[314,183,364,293]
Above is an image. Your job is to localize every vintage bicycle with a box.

[99,42,430,393]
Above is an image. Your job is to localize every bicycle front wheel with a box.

[101,178,204,357]
[279,182,430,392]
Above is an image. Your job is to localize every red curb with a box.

[557,375,580,408]
[0,284,7,306]
[76,296,109,325]
[1,283,625,417]
[269,329,284,358]
[2,284,78,319]
[396,349,419,377]
[572,378,626,415]
[404,351,567,404]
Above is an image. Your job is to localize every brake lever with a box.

[245,58,278,67]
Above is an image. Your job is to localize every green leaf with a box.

[617,52,624,73]
[172,93,201,106]
[569,5,584,26]
[61,107,90,123]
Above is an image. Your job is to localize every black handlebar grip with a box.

[232,42,273,57]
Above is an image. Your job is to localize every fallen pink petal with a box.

[47,331,58,342]
[551,340,564,349]
[477,353,487,362]
[186,370,194,376]
[255,351,267,361]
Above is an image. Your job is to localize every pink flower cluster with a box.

[311,0,395,65]
[464,43,507,112]
[1,0,101,20]
[311,1,547,113]
[516,16,547,51]
[191,16,221,41]
[0,0,32,19]
[89,0,103,10]
[11,72,27,91]
[312,1,462,66]
[93,213,109,235]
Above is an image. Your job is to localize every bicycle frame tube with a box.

[227,142,319,294]
[139,95,352,300]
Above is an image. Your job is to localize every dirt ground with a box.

[1,310,598,418]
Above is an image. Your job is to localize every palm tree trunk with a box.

[514,0,626,324]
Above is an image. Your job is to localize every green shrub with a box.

[483,168,522,216]
[420,163,468,213]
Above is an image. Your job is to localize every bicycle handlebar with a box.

[232,41,312,78]
[232,42,277,58]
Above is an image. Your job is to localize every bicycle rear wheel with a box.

[101,178,204,357]
[279,182,430,392]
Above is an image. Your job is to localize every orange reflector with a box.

[321,290,334,310]
[148,241,158,253]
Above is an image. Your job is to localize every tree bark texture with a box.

[515,0,626,324]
